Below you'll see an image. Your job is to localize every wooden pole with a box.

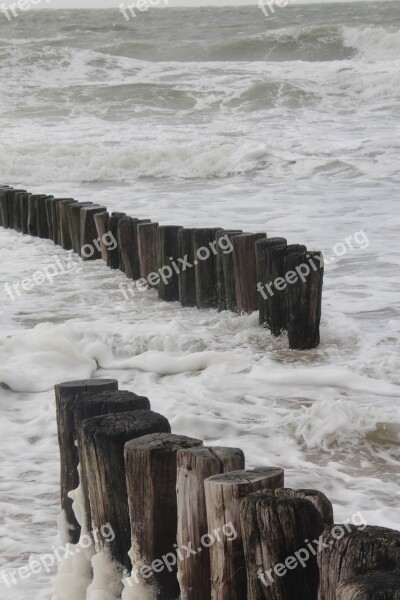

[59,199,77,250]
[13,191,26,232]
[177,447,245,600]
[37,195,53,239]
[318,525,400,600]
[336,571,400,600]
[124,432,203,599]
[54,378,118,543]
[138,222,159,283]
[241,492,324,600]
[74,390,150,534]
[108,212,126,270]
[7,189,26,230]
[94,211,110,262]
[28,194,44,237]
[83,412,171,569]
[178,228,196,307]
[255,238,287,327]
[284,250,324,349]
[118,217,151,279]
[192,227,223,309]
[233,233,267,314]
[80,205,107,260]
[0,188,9,228]
[158,225,182,302]
[275,487,333,528]
[67,202,94,255]
[220,231,244,312]
[20,192,31,235]
[216,230,242,312]
[204,467,284,600]
[52,198,74,246]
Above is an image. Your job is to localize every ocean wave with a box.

[342,25,400,61]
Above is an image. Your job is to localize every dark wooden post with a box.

[67,202,94,254]
[233,233,267,314]
[138,222,159,283]
[13,191,26,232]
[54,378,118,543]
[52,198,74,246]
[241,492,324,600]
[318,525,400,600]
[75,390,150,534]
[94,211,110,262]
[177,447,245,600]
[37,195,53,239]
[255,238,287,327]
[124,433,203,599]
[0,188,9,228]
[28,194,44,237]
[59,199,77,250]
[192,227,223,309]
[284,251,324,349]
[108,212,126,270]
[80,205,107,260]
[216,230,242,312]
[204,467,284,600]
[336,572,400,600]
[275,488,334,529]
[118,217,151,279]
[178,228,196,307]
[20,193,31,234]
[220,231,244,312]
[82,412,171,570]
[157,225,182,301]
[7,189,26,230]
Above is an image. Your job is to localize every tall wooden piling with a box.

[178,228,197,307]
[255,238,287,327]
[233,233,266,314]
[125,433,203,599]
[59,199,77,250]
[275,487,334,528]
[37,195,53,239]
[157,225,182,302]
[108,212,126,270]
[284,250,324,349]
[336,572,400,600]
[204,467,284,600]
[177,447,245,600]
[192,227,223,309]
[67,202,94,255]
[20,193,31,235]
[118,217,151,279]
[138,222,159,283]
[54,378,118,543]
[94,211,110,262]
[220,231,243,312]
[82,411,171,569]
[80,205,107,260]
[216,230,242,312]
[75,390,151,533]
[13,191,26,232]
[241,492,324,600]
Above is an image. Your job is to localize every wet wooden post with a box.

[192,227,223,309]
[124,433,203,599]
[75,390,151,534]
[54,378,118,544]
[52,198,74,246]
[255,238,287,327]
[284,250,324,349]
[0,187,10,228]
[20,192,31,234]
[28,194,44,237]
[220,231,243,312]
[233,233,266,314]
[37,195,53,239]
[178,228,197,307]
[216,230,242,312]
[108,212,126,270]
[241,492,324,600]
[13,191,26,232]
[59,199,77,250]
[336,572,400,600]
[80,205,107,260]
[138,222,159,283]
[94,211,110,262]
[82,413,171,570]
[318,525,400,600]
[158,225,182,301]
[118,217,151,279]
[204,467,284,600]
[177,447,245,600]
[7,189,26,230]
[275,487,334,529]
[67,202,94,255]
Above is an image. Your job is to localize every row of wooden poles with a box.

[56,379,400,600]
[0,185,323,350]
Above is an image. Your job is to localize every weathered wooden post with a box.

[318,525,400,600]
[125,433,203,599]
[177,447,245,600]
[192,227,223,309]
[275,488,333,528]
[216,230,242,312]
[52,198,74,246]
[233,233,266,314]
[241,491,324,600]
[37,195,53,239]
[13,191,26,232]
[82,411,171,569]
[0,187,9,228]
[80,205,107,260]
[59,199,77,250]
[28,194,43,237]
[20,192,31,234]
[108,212,126,270]
[284,250,324,349]
[204,467,284,600]
[158,225,182,301]
[220,231,244,312]
[94,211,110,262]
[118,217,151,279]
[54,378,118,543]
[67,202,94,254]
[255,238,287,327]
[6,189,26,230]
[75,390,151,533]
[178,228,197,307]
[138,222,159,283]
[336,571,400,600]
